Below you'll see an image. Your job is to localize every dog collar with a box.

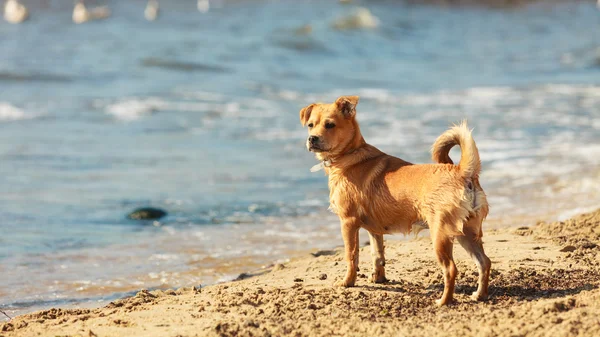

[310,159,332,172]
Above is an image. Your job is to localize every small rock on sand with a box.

[235,272,251,281]
[135,289,156,298]
[581,242,598,249]
[1,322,14,332]
[272,263,285,272]
[311,250,336,257]
[560,245,577,252]
[127,207,167,220]
[176,286,200,295]
[318,273,327,280]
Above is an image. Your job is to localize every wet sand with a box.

[2,209,599,337]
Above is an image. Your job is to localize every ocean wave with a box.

[103,97,218,121]
[172,89,226,102]
[253,84,600,109]
[241,84,600,153]
[102,94,283,122]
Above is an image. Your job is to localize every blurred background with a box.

[1,0,599,317]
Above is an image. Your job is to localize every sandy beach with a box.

[2,208,599,337]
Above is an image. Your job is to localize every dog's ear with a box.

[335,95,359,119]
[299,103,315,126]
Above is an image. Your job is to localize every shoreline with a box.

[5,199,597,319]
[3,202,595,320]
[2,208,599,336]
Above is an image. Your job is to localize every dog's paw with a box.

[333,279,355,287]
[435,298,454,307]
[470,291,488,302]
[370,273,387,284]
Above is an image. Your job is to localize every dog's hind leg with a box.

[457,216,491,301]
[354,231,360,272]
[431,225,457,306]
[368,232,387,283]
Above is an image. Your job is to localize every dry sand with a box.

[2,209,600,337]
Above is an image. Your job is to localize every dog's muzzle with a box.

[307,135,324,152]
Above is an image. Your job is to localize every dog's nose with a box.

[308,136,319,144]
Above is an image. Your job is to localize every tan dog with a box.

[300,96,490,306]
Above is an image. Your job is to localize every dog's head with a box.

[299,96,360,159]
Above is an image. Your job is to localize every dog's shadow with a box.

[359,279,422,295]
[429,281,597,302]
[485,283,596,301]
[355,278,598,303]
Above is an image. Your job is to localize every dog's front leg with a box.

[368,232,387,283]
[334,217,360,287]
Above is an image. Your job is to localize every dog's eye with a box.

[307,123,314,128]
[325,122,336,129]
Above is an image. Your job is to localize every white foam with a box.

[480,148,536,162]
[542,84,600,96]
[569,143,600,163]
[332,7,380,30]
[0,102,33,121]
[253,129,305,141]
[104,95,283,122]
[557,206,600,221]
[263,229,329,239]
[297,199,327,207]
[105,98,163,121]
[105,97,221,121]
[173,89,226,102]
[148,254,179,261]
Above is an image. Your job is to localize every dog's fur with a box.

[300,95,491,306]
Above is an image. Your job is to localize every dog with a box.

[300,95,490,306]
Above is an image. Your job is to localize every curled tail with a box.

[431,121,481,178]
